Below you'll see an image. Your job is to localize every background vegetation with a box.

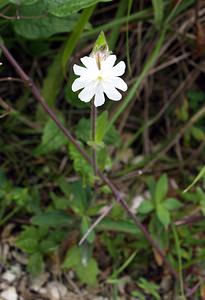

[0,0,205,299]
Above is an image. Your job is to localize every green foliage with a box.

[27,252,44,277]
[13,2,80,39]
[154,173,168,203]
[16,225,66,276]
[44,0,111,17]
[151,0,164,28]
[62,245,99,285]
[139,174,182,228]
[31,211,73,226]
[1,0,204,294]
[68,143,94,185]
[137,278,160,300]
[95,111,108,144]
[34,117,68,155]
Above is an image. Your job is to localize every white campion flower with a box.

[71,53,127,107]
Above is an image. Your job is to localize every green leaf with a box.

[39,239,58,253]
[75,117,120,146]
[44,0,111,17]
[164,198,182,210]
[151,0,164,28]
[31,211,73,226]
[154,174,168,203]
[96,111,108,143]
[132,290,146,300]
[75,257,99,286]
[69,181,88,215]
[10,187,29,206]
[27,252,44,277]
[63,245,99,285]
[51,193,70,210]
[13,2,79,39]
[97,147,111,171]
[0,0,10,8]
[184,165,205,193]
[16,227,40,254]
[16,237,39,254]
[68,143,94,185]
[33,117,68,155]
[156,204,170,228]
[138,200,154,214]
[190,126,205,142]
[62,245,81,269]
[138,278,160,300]
[75,118,91,142]
[98,218,141,235]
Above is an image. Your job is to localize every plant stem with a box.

[0,42,178,280]
[91,101,97,176]
[171,224,185,299]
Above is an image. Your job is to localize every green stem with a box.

[0,207,20,226]
[126,0,133,75]
[171,224,185,299]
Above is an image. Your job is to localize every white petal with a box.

[73,64,87,76]
[111,61,126,76]
[94,85,105,107]
[72,78,87,92]
[81,56,98,71]
[112,77,127,91]
[78,85,96,102]
[101,55,116,70]
[103,82,122,101]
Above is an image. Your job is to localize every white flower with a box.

[72,54,127,107]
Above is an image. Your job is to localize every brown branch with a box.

[0,42,178,280]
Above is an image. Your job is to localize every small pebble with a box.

[2,271,16,283]
[1,287,18,300]
[47,281,67,300]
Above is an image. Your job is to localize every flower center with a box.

[97,74,103,80]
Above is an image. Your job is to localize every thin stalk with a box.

[0,207,20,226]
[91,101,97,175]
[171,224,185,299]
[0,43,178,280]
[79,204,114,245]
[126,0,133,75]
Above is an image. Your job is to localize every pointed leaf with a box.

[154,174,168,203]
[156,204,170,228]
